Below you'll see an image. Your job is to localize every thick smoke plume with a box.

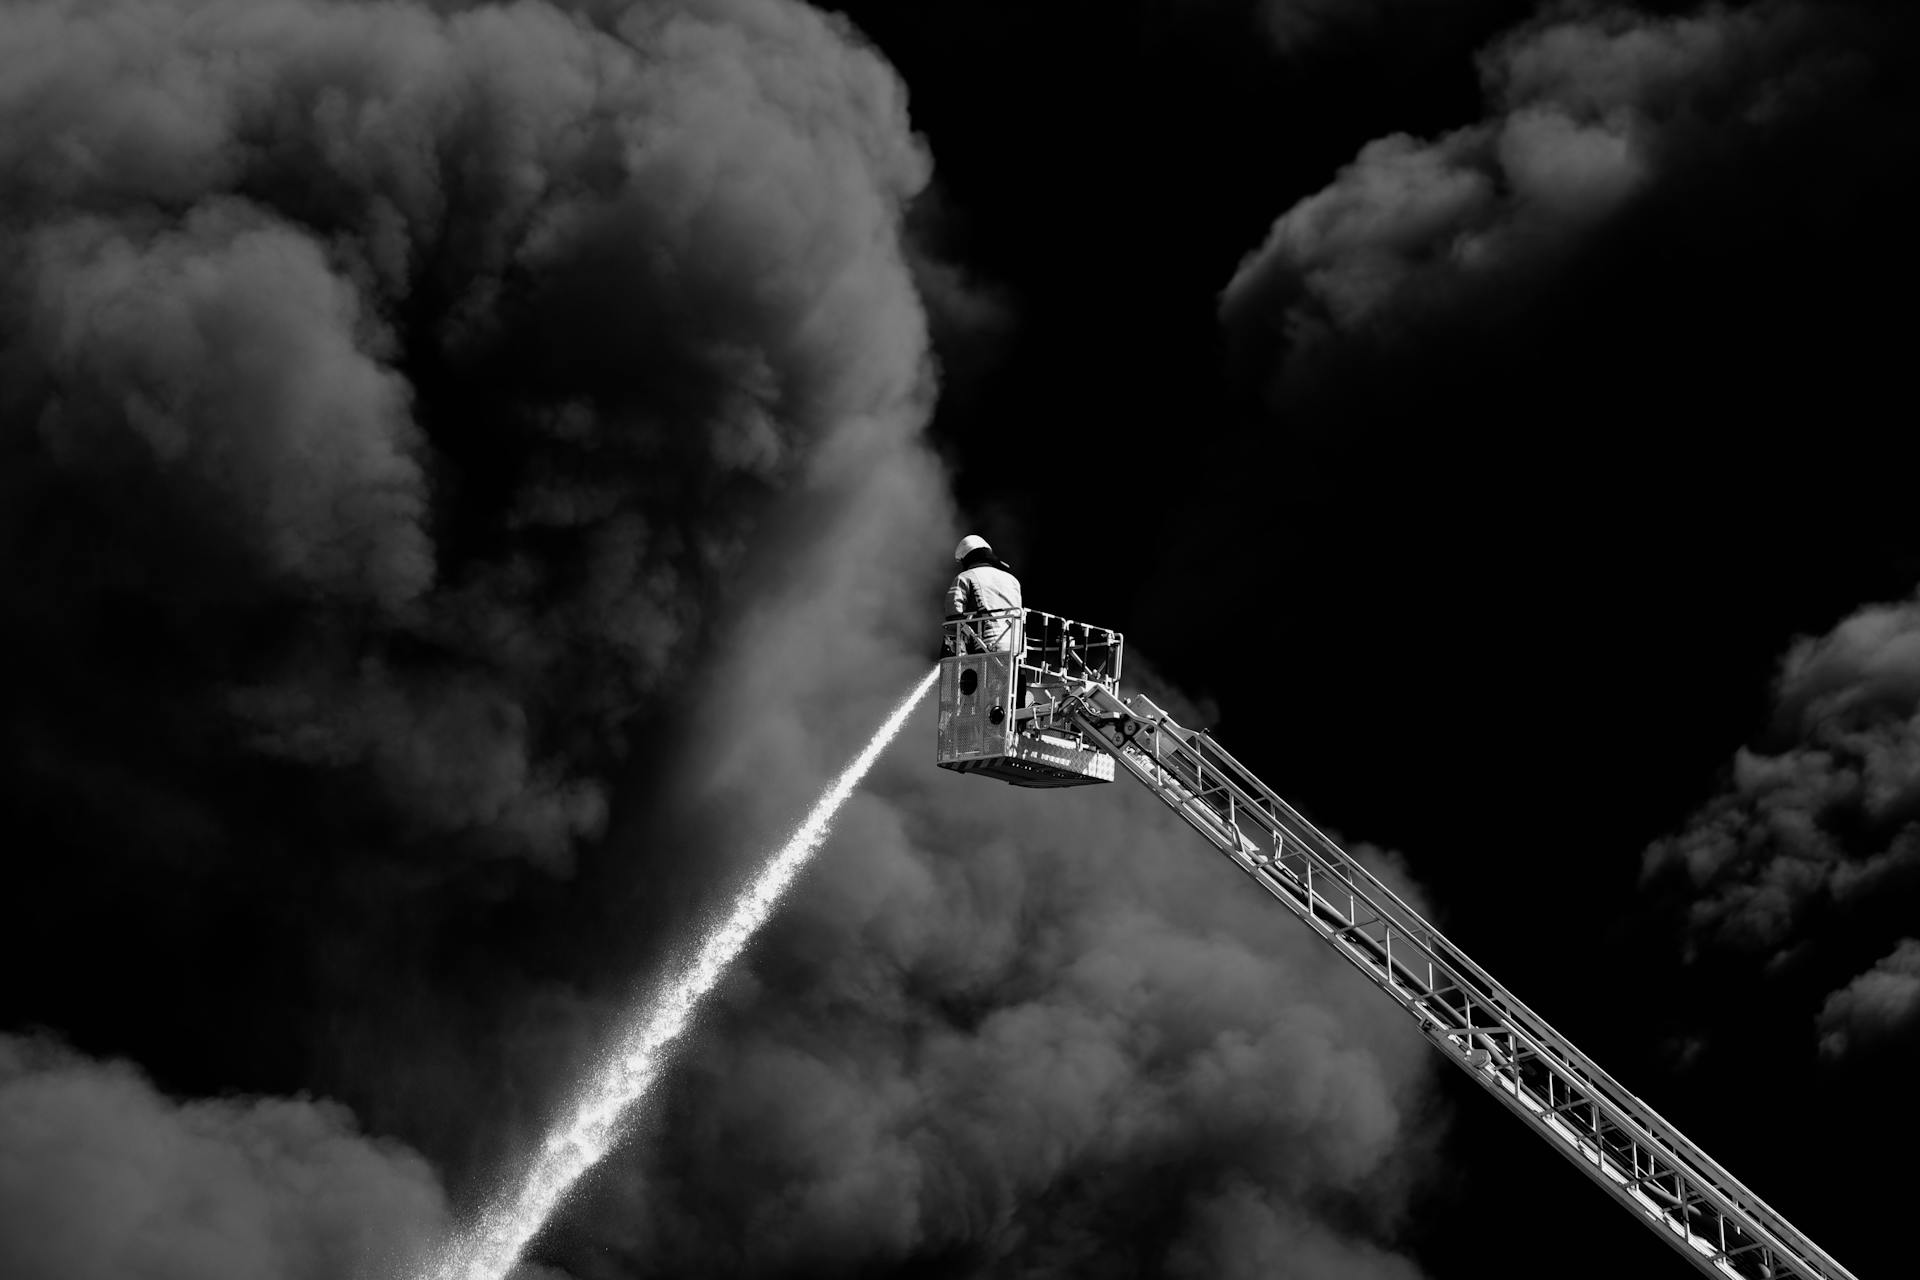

[1220,0,1846,383]
[0,1035,449,1280]
[1,0,1442,1276]
[3,0,946,1266]
[1817,939,1920,1059]
[1646,592,1920,1060]
[6,0,943,871]
[565,732,1438,1276]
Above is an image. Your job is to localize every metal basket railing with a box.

[942,608,1124,696]
[1018,609,1123,692]
[942,608,1024,656]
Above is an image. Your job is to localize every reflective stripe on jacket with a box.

[947,564,1023,651]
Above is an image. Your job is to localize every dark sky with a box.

[1,1,1914,1279]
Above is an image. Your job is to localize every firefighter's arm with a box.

[940,577,971,657]
[938,613,962,660]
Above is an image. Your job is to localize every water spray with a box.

[428,667,939,1280]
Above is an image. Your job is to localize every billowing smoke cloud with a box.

[1646,595,1920,954]
[1168,1180,1424,1280]
[2,0,947,1264]
[26,205,434,611]
[2,0,935,873]
[1644,592,1920,1059]
[561,730,1438,1275]
[1,0,1443,1276]
[1220,0,1840,380]
[0,1035,449,1280]
[1817,939,1920,1059]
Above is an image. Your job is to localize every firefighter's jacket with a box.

[947,563,1023,652]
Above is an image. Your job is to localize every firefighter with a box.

[945,534,1022,653]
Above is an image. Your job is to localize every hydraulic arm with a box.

[1056,681,1857,1280]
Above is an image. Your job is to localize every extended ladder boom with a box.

[1059,682,1856,1280]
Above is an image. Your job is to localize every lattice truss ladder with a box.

[1061,684,1858,1280]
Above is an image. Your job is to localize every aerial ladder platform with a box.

[936,608,1857,1280]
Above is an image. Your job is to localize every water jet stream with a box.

[429,667,940,1280]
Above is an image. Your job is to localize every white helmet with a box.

[954,534,992,562]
